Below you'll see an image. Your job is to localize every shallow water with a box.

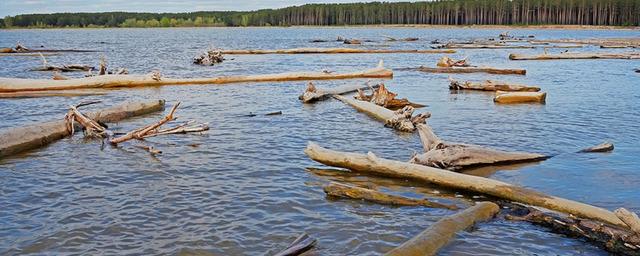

[0,27,639,255]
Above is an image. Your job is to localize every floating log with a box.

[298,82,379,103]
[494,91,547,104]
[383,35,419,42]
[0,61,393,92]
[110,102,180,144]
[0,99,165,158]
[0,90,107,98]
[323,182,457,210]
[354,83,426,110]
[343,39,362,44]
[615,208,640,235]
[220,48,455,54]
[274,233,317,256]
[579,142,614,153]
[410,123,548,171]
[409,66,526,75]
[31,64,93,72]
[333,95,429,132]
[303,142,628,227]
[193,49,224,65]
[385,202,499,256]
[437,56,471,68]
[449,79,540,92]
[509,52,640,60]
[440,43,535,49]
[0,53,60,57]
[505,203,640,256]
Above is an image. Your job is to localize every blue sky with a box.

[1,0,409,17]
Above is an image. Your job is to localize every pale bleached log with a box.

[442,44,535,49]
[0,99,165,158]
[385,202,499,256]
[323,182,457,210]
[449,79,540,92]
[221,48,454,54]
[410,66,526,75]
[509,52,640,60]
[298,82,379,103]
[579,142,614,153]
[303,142,628,227]
[333,95,429,132]
[494,91,547,104]
[110,102,180,144]
[0,61,392,93]
[0,90,107,98]
[614,208,640,235]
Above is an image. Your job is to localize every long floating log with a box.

[0,99,165,158]
[220,48,455,54]
[409,66,526,75]
[579,141,614,153]
[303,142,628,227]
[494,91,547,104]
[334,94,395,121]
[323,182,457,210]
[299,82,379,103]
[449,79,540,92]
[385,202,499,256]
[333,95,429,132]
[442,44,534,49]
[0,61,392,93]
[0,53,60,57]
[0,90,108,99]
[509,52,640,60]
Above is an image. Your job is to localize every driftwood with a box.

[0,99,165,158]
[354,83,426,110]
[494,91,547,104]
[385,202,500,256]
[298,82,380,103]
[615,208,640,235]
[505,203,640,256]
[244,111,283,117]
[303,142,628,227]
[110,102,180,144]
[273,233,317,256]
[65,104,108,138]
[0,53,60,57]
[31,53,93,72]
[0,90,107,98]
[193,49,224,65]
[383,35,419,42]
[449,79,540,92]
[409,66,526,75]
[323,182,457,210]
[0,61,392,92]
[438,43,535,49]
[1,44,98,53]
[410,123,547,171]
[530,38,640,48]
[509,52,640,60]
[579,142,614,153]
[437,56,472,68]
[343,39,362,44]
[220,48,455,54]
[333,95,429,132]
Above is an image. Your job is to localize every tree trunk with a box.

[299,82,379,103]
[221,48,455,54]
[449,79,540,92]
[509,52,640,60]
[493,91,547,104]
[408,66,526,75]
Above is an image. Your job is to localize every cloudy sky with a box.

[1,0,408,17]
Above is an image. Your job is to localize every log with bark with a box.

[449,78,540,92]
[303,142,628,227]
[385,202,500,256]
[0,99,165,158]
[405,66,526,75]
[273,233,317,256]
[437,56,472,68]
[494,91,547,104]
[509,52,640,60]
[354,83,426,110]
[298,82,380,103]
[323,182,458,210]
[579,142,614,153]
[220,48,455,54]
[0,61,393,93]
[333,95,429,132]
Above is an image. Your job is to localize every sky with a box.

[1,0,410,17]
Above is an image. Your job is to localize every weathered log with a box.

[579,142,614,153]
[303,142,628,227]
[494,91,547,104]
[0,90,107,98]
[0,53,60,57]
[354,83,426,110]
[0,61,392,92]
[449,79,540,92]
[323,182,457,210]
[110,102,180,144]
[505,203,640,256]
[0,99,165,158]
[193,49,224,66]
[385,202,499,256]
[298,82,380,103]
[530,38,640,48]
[383,35,419,42]
[410,123,548,171]
[437,56,471,68]
[333,95,428,132]
[509,52,640,60]
[410,66,526,75]
[64,105,108,138]
[615,208,640,235]
[440,43,535,49]
[139,121,209,138]
[32,64,93,72]
[220,48,455,54]
[273,233,317,256]
[343,39,362,44]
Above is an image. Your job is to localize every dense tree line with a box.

[2,0,638,28]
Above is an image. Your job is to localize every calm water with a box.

[0,27,639,255]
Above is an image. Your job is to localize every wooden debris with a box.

[274,233,317,256]
[385,202,499,256]
[409,66,526,75]
[333,95,428,132]
[509,52,640,60]
[310,39,328,43]
[0,53,60,57]
[449,79,540,92]
[530,38,640,48]
[64,104,108,138]
[110,102,181,144]
[299,82,380,103]
[0,90,107,99]
[193,49,224,66]
[494,91,547,104]
[354,83,425,110]
[439,43,535,49]
[614,208,640,235]
[30,53,93,72]
[0,61,393,92]
[139,121,209,139]
[323,182,457,210]
[579,142,614,153]
[410,123,547,171]
[0,99,165,158]
[134,144,162,155]
[303,142,628,227]
[220,48,454,54]
[383,35,419,42]
[437,56,472,68]
[343,39,362,44]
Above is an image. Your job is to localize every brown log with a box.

[0,99,165,158]
[220,48,455,54]
[298,82,380,103]
[0,61,392,92]
[579,142,614,153]
[449,79,540,92]
[494,91,547,104]
[323,182,457,210]
[65,105,108,138]
[110,102,180,144]
[614,208,640,235]
[410,66,526,75]
[333,95,428,132]
[303,142,628,227]
[385,202,499,256]
[509,52,640,60]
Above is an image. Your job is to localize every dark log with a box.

[579,142,614,153]
[323,182,457,210]
[274,233,317,256]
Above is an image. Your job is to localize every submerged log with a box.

[0,61,392,92]
[343,39,362,44]
[439,43,535,49]
[410,66,526,75]
[355,83,426,110]
[449,79,540,92]
[303,142,628,227]
[274,233,317,256]
[0,99,165,158]
[193,49,224,66]
[220,48,454,54]
[323,182,457,210]
[509,52,640,60]
[298,82,380,103]
[333,95,429,132]
[410,123,547,171]
[385,202,499,256]
[383,36,419,42]
[579,142,614,153]
[494,91,547,104]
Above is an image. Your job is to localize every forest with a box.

[2,0,639,28]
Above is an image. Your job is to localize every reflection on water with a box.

[0,27,638,255]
